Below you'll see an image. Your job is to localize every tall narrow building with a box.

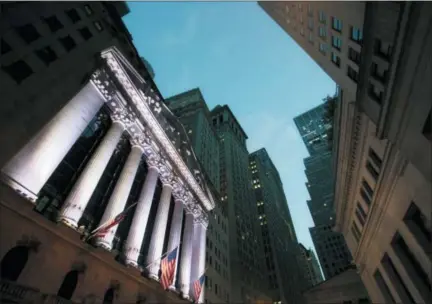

[211,105,271,304]
[294,101,353,280]
[165,89,230,304]
[298,243,324,288]
[249,148,307,303]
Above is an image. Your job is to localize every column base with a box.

[125,259,139,268]
[0,173,37,203]
[94,240,113,252]
[168,285,178,292]
[147,272,159,281]
[180,293,190,301]
[58,217,79,229]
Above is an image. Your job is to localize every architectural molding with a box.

[90,69,117,102]
[98,47,214,211]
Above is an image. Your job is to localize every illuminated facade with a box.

[0,47,215,303]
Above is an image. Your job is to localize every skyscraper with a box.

[249,148,307,303]
[258,1,431,184]
[165,88,231,304]
[261,2,431,302]
[294,100,353,280]
[211,105,271,304]
[298,243,324,288]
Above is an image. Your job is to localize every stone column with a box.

[1,82,106,202]
[58,121,125,228]
[94,145,143,250]
[190,216,207,303]
[179,209,195,300]
[197,219,208,304]
[146,183,173,280]
[124,166,159,267]
[168,199,185,291]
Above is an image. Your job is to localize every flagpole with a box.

[143,243,181,269]
[85,202,138,241]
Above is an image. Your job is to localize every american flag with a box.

[160,247,178,290]
[192,274,205,303]
[88,203,135,239]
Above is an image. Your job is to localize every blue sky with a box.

[124,2,335,255]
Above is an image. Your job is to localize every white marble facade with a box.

[0,47,212,302]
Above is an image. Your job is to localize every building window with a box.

[94,21,104,32]
[332,17,342,32]
[355,208,366,227]
[308,18,314,30]
[2,60,33,84]
[15,24,41,44]
[403,202,431,253]
[422,110,431,141]
[66,8,81,24]
[308,4,313,16]
[351,222,361,242]
[308,32,313,43]
[84,4,94,15]
[368,83,384,104]
[58,35,76,52]
[318,26,326,38]
[319,43,327,55]
[368,148,382,169]
[374,269,396,303]
[319,11,326,23]
[1,38,12,55]
[331,52,340,67]
[381,253,416,304]
[348,47,361,64]
[357,202,368,222]
[332,36,342,50]
[371,62,388,83]
[362,179,374,198]
[375,39,393,60]
[391,232,431,300]
[351,26,363,44]
[347,66,359,83]
[366,161,379,181]
[35,46,58,66]
[78,27,93,41]
[44,16,64,33]
[360,188,371,206]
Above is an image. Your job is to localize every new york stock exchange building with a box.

[0,47,216,304]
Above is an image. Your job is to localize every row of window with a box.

[374,211,431,303]
[204,276,229,302]
[2,20,103,84]
[351,148,382,242]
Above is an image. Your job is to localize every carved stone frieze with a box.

[90,69,117,101]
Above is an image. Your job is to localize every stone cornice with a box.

[334,102,361,234]
[92,47,214,212]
